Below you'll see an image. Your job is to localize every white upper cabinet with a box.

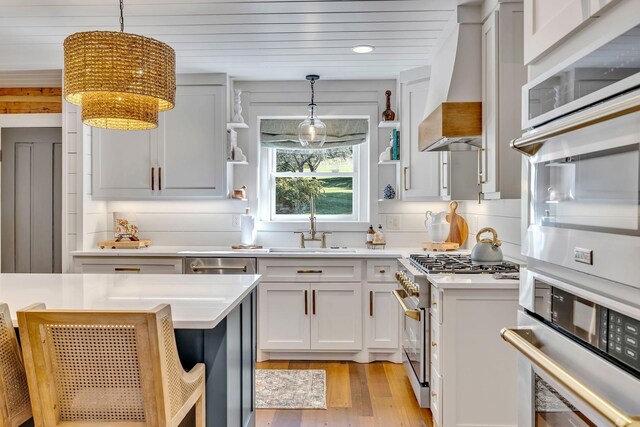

[157,85,226,197]
[524,0,591,64]
[92,127,158,199]
[481,3,526,200]
[400,77,441,200]
[92,84,226,199]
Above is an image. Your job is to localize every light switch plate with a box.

[386,215,400,231]
[231,214,241,229]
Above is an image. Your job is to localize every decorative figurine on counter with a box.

[114,216,139,241]
[382,90,396,121]
[232,89,245,124]
[383,184,396,200]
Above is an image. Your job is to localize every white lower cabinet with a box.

[258,282,361,351]
[257,258,400,359]
[365,283,399,349]
[431,285,519,427]
[258,283,310,350]
[310,282,361,350]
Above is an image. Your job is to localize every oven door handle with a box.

[501,328,640,427]
[392,290,421,321]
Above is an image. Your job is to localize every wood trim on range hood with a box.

[418,102,482,152]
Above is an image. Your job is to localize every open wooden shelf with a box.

[378,121,400,129]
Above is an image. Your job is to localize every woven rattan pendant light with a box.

[63,0,175,130]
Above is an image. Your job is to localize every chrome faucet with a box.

[294,194,331,248]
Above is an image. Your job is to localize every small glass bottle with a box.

[367,225,375,242]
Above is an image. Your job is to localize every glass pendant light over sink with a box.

[63,0,176,130]
[298,75,327,148]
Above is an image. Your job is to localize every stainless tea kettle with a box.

[470,227,503,263]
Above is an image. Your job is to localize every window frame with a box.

[268,145,360,222]
[258,115,370,225]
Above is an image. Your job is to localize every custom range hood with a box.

[419,13,482,152]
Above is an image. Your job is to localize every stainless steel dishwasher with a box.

[183,257,257,274]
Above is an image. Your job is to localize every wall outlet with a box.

[232,214,241,229]
[386,215,400,231]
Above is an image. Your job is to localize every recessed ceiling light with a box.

[352,45,374,54]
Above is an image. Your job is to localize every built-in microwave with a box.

[522,23,640,130]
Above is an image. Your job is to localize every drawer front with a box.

[430,314,442,372]
[430,365,443,427]
[431,286,443,324]
[74,257,183,274]
[258,259,362,282]
[366,259,398,282]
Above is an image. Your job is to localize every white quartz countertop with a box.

[0,273,260,329]
[71,245,416,259]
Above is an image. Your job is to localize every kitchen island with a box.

[0,273,260,427]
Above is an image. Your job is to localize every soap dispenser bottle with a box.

[374,224,385,244]
[367,225,375,242]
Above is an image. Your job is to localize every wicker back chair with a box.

[17,304,205,427]
[0,303,32,427]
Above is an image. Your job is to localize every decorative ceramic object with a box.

[228,128,247,162]
[233,185,247,200]
[382,90,396,121]
[232,89,245,124]
[113,212,139,241]
[383,184,396,199]
[379,138,393,162]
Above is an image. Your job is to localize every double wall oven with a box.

[507,19,640,427]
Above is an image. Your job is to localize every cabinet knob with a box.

[432,301,438,307]
[379,268,386,274]
[432,392,437,397]
[431,341,437,347]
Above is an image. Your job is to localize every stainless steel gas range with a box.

[395,253,520,408]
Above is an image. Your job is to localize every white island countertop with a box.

[0,273,260,329]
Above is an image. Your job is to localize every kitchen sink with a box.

[267,247,357,253]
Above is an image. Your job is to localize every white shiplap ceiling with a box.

[0,0,462,80]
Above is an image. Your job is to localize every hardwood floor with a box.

[255,361,434,427]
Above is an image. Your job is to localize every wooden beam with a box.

[0,87,62,114]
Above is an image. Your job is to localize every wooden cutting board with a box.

[445,201,468,246]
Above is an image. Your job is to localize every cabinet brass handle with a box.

[403,166,409,191]
[158,167,162,190]
[501,328,640,427]
[432,392,437,397]
[151,167,155,191]
[114,267,141,272]
[304,290,308,316]
[477,148,487,185]
[312,290,316,315]
[432,301,437,307]
[432,341,437,347]
[441,161,448,190]
[369,291,374,317]
[379,268,386,274]
[297,270,322,274]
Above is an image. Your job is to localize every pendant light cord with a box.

[119,0,125,32]
[309,79,316,106]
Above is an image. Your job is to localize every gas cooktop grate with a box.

[409,253,520,274]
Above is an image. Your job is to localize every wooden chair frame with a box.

[0,303,32,427]
[17,303,205,427]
